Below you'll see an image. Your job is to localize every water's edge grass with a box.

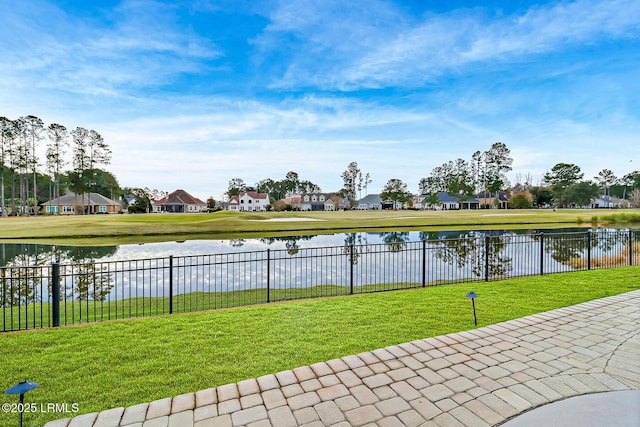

[4,209,639,246]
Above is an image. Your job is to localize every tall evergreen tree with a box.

[70,127,112,214]
[594,169,617,196]
[23,115,44,209]
[483,142,513,195]
[340,162,361,206]
[0,117,11,216]
[46,123,69,204]
[13,117,31,214]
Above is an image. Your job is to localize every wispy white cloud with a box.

[0,0,221,97]
[462,0,640,60]
[263,0,640,90]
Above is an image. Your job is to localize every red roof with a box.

[156,189,206,206]
[241,191,268,200]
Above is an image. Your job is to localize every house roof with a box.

[43,192,121,207]
[595,195,622,203]
[476,191,511,201]
[154,189,206,207]
[358,194,382,205]
[436,192,479,204]
[299,193,338,205]
[228,191,269,204]
[241,191,269,200]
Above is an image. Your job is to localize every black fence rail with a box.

[2,229,638,332]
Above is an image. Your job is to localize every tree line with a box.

[223,164,374,210]
[5,114,637,215]
[403,142,640,209]
[0,115,114,215]
[224,142,640,211]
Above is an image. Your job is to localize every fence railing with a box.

[2,229,638,332]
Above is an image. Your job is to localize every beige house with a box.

[43,192,122,214]
[476,191,510,209]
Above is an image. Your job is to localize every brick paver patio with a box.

[44,290,640,427]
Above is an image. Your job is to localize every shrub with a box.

[509,194,533,209]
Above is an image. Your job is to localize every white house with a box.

[591,195,623,209]
[227,191,270,212]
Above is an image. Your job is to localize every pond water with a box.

[0,227,633,267]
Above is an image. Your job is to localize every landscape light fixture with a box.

[4,380,39,427]
[466,291,478,326]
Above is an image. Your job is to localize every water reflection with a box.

[427,232,512,279]
[2,229,638,315]
[380,232,410,252]
[0,243,118,267]
[260,235,315,256]
[0,244,119,304]
[0,228,637,269]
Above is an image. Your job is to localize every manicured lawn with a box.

[2,283,418,330]
[0,267,638,426]
[2,209,639,245]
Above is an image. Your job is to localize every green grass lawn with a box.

[3,283,421,330]
[0,267,638,426]
[2,209,639,245]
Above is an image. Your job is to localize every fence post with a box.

[629,229,634,266]
[266,249,271,303]
[587,231,592,270]
[51,263,60,327]
[169,256,174,314]
[422,239,426,288]
[539,233,544,275]
[350,244,354,295]
[484,236,490,282]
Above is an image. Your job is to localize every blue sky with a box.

[1,0,639,200]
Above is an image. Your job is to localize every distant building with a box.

[591,195,623,209]
[227,191,270,212]
[357,194,403,210]
[297,193,348,211]
[476,191,510,209]
[430,192,480,210]
[43,192,122,215]
[357,194,382,210]
[152,189,207,213]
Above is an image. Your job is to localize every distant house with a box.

[591,195,623,209]
[152,189,207,213]
[43,192,122,215]
[227,191,270,212]
[297,193,347,211]
[476,191,510,209]
[433,192,480,210]
[357,194,382,210]
[412,195,426,210]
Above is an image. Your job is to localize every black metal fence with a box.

[2,229,638,332]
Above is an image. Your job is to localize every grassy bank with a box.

[0,267,638,426]
[2,209,639,245]
[2,283,420,330]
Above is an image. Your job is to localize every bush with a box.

[127,205,147,214]
[509,194,533,209]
